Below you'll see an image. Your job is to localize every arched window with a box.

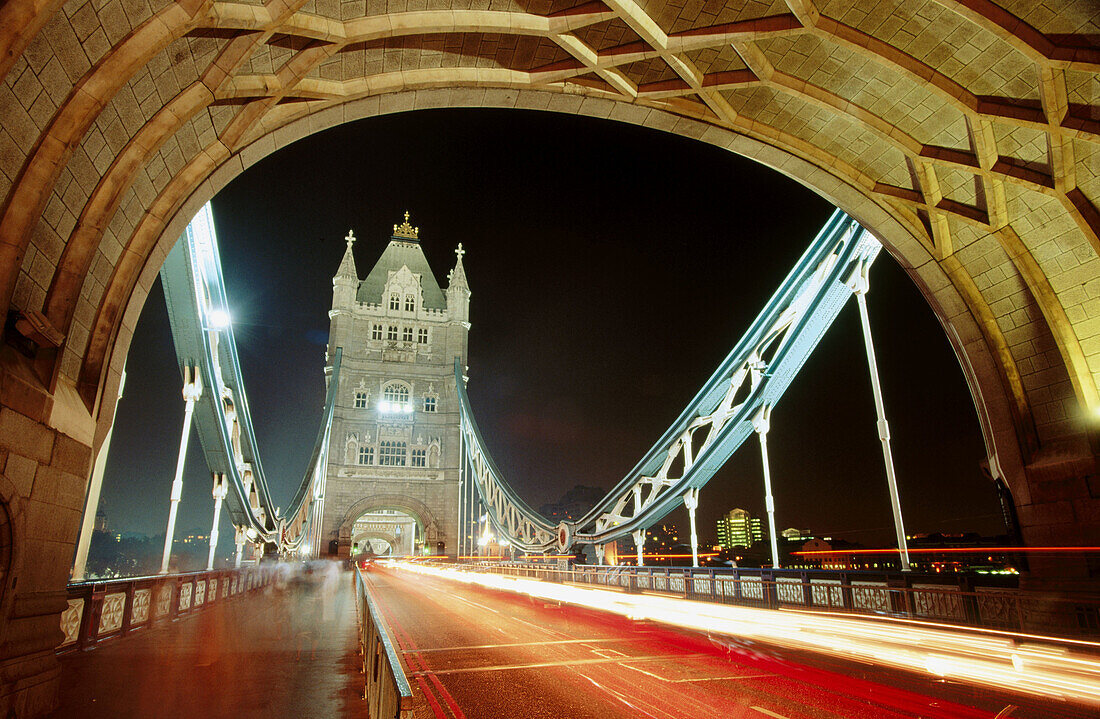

[383,383,409,404]
[389,293,400,310]
[404,295,415,312]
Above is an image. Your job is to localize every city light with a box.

[378,401,413,414]
[385,561,1100,708]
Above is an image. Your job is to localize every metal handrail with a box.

[354,566,412,718]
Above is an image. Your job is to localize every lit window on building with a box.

[358,446,374,465]
[402,326,413,342]
[411,448,426,467]
[387,325,398,341]
[404,295,415,312]
[371,324,382,340]
[389,293,400,310]
[417,328,428,344]
[354,391,367,408]
[379,441,407,466]
[423,396,436,412]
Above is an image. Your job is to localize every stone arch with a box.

[93,90,1029,506]
[337,493,441,547]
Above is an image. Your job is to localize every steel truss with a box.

[457,210,881,554]
[160,203,341,556]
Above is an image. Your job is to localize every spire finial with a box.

[345,229,356,248]
[393,210,419,240]
[455,243,465,260]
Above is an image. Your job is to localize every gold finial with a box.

[393,210,419,240]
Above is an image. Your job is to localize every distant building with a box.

[781,527,812,541]
[716,508,763,549]
[94,509,107,532]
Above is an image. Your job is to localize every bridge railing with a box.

[57,566,273,652]
[466,561,1100,639]
[354,566,412,719]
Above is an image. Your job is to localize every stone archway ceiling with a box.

[0,0,1097,449]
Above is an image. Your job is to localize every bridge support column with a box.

[683,489,700,567]
[753,406,781,569]
[594,544,605,566]
[848,262,911,572]
[206,473,227,570]
[234,526,245,568]
[160,367,202,574]
[632,530,645,567]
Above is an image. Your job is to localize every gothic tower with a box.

[321,212,469,558]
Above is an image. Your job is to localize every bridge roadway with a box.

[363,565,1082,719]
[49,565,1087,719]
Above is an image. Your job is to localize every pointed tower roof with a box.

[357,211,447,309]
[335,229,359,280]
[447,243,468,290]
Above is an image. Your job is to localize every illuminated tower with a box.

[321,212,470,558]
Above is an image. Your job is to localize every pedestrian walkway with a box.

[50,568,366,719]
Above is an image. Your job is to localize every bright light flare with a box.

[383,560,1100,708]
[208,308,230,328]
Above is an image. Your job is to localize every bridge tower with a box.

[321,212,470,558]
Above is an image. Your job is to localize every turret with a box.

[332,229,359,311]
[446,243,470,325]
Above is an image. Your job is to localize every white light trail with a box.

[384,561,1100,708]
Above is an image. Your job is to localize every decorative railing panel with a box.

[58,567,271,653]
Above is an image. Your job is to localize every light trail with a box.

[793,546,1100,555]
[384,560,1100,709]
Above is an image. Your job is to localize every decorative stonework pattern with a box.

[155,584,173,617]
[194,580,206,606]
[776,577,804,605]
[851,581,890,613]
[59,599,84,647]
[98,592,126,634]
[810,578,844,608]
[740,577,764,601]
[131,589,150,625]
[913,583,967,620]
[179,583,192,611]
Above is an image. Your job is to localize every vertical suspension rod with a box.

[849,262,911,571]
[753,405,780,569]
[161,367,202,574]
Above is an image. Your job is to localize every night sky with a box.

[98,109,1004,561]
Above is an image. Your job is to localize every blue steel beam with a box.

[457,210,881,553]
[160,203,340,553]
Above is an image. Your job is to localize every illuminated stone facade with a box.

[320,214,469,558]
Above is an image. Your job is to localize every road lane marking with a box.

[410,637,646,653]
[407,653,713,676]
[751,708,790,719]
[576,677,668,719]
[623,663,778,683]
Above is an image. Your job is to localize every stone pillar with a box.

[0,351,97,717]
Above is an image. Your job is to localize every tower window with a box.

[379,441,407,466]
[387,325,398,341]
[389,294,400,310]
[411,448,426,467]
[353,391,367,408]
[371,324,382,340]
[402,326,413,342]
[423,396,436,412]
[417,328,428,344]
[405,295,415,312]
[358,446,374,465]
